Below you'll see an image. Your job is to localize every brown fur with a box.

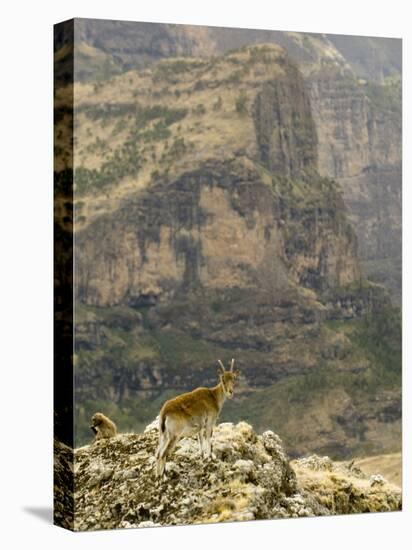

[161,386,222,421]
[156,359,239,477]
[90,412,117,442]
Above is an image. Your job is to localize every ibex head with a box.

[217,358,239,399]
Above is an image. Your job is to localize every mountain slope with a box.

[57,20,402,303]
[354,453,402,487]
[52,44,401,457]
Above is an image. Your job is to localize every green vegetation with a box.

[78,102,188,127]
[248,45,275,64]
[213,96,223,111]
[153,59,205,83]
[150,329,220,370]
[334,74,358,90]
[235,90,248,115]
[225,45,276,82]
[192,103,206,116]
[77,102,137,121]
[361,256,402,307]
[269,173,355,265]
[75,105,187,195]
[74,301,229,446]
[365,78,401,117]
[169,136,186,156]
[325,305,401,388]
[351,306,401,384]
[74,297,401,456]
[271,173,341,208]
[226,69,246,84]
[222,305,401,456]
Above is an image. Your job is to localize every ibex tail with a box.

[160,413,166,434]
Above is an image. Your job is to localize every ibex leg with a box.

[205,419,215,458]
[197,432,205,457]
[157,435,178,477]
[156,430,170,460]
[156,428,172,477]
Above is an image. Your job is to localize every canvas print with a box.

[54,18,402,531]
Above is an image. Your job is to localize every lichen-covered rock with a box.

[53,439,74,530]
[69,421,318,531]
[53,421,401,531]
[293,454,402,515]
[296,454,334,472]
[369,474,386,487]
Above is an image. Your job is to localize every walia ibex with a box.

[155,359,239,477]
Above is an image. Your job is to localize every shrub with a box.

[192,103,206,116]
[235,90,248,115]
[213,96,223,111]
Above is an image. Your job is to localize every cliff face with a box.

[73,46,360,307]
[306,65,401,301]
[74,155,363,415]
[64,22,402,302]
[75,160,359,308]
[211,30,402,301]
[210,28,402,301]
[253,65,318,178]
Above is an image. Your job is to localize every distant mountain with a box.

[326,34,401,82]
[57,20,401,84]
[56,20,402,303]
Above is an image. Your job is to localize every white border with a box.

[0,1,409,548]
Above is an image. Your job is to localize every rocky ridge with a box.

[54,421,401,531]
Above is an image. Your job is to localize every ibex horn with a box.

[217,359,225,371]
[230,358,235,371]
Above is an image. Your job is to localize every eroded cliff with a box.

[62,23,401,300]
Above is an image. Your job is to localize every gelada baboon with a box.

[90,412,117,442]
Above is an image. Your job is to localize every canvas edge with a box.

[53,17,75,532]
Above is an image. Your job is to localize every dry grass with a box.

[63,44,290,228]
[293,455,402,514]
[354,453,402,487]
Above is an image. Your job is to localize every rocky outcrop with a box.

[75,158,360,308]
[253,65,318,178]
[54,439,74,530]
[293,453,401,514]
[54,421,401,531]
